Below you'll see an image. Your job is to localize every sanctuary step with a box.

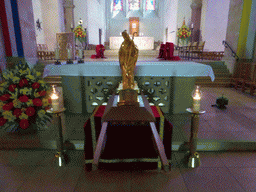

[195,61,231,87]
[84,49,159,57]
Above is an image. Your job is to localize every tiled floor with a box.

[0,150,256,191]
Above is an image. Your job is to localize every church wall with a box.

[32,0,45,44]
[203,0,230,51]
[176,0,192,29]
[17,0,38,67]
[164,0,178,44]
[74,0,88,32]
[86,0,105,45]
[41,0,65,51]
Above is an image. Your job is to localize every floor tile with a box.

[0,164,39,191]
[18,166,82,192]
[174,152,226,168]
[180,167,245,192]
[227,167,256,192]
[130,169,188,192]
[217,152,256,168]
[74,169,131,192]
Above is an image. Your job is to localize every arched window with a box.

[128,0,140,11]
[113,0,123,11]
[146,0,155,11]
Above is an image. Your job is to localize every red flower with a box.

[8,84,17,92]
[19,95,29,103]
[32,82,40,89]
[13,108,22,118]
[0,117,7,126]
[38,90,46,97]
[19,79,28,87]
[0,94,11,101]
[26,107,35,116]
[19,119,29,129]
[3,102,14,111]
[45,106,50,110]
[33,98,42,106]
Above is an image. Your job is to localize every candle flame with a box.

[51,93,58,100]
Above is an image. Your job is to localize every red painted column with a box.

[0,0,13,57]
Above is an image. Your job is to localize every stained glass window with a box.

[113,0,123,11]
[146,0,155,11]
[128,0,140,11]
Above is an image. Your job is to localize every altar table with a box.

[43,61,215,114]
[83,105,173,170]
[109,36,154,50]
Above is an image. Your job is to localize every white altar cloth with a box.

[43,61,215,81]
[110,37,154,50]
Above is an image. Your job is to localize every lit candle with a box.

[71,23,74,29]
[191,23,194,29]
[192,86,201,112]
[51,86,59,111]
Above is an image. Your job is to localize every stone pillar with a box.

[63,0,75,33]
[190,0,202,42]
[223,0,244,74]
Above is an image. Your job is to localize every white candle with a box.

[67,49,72,59]
[193,94,201,112]
[191,23,194,28]
[55,48,59,60]
[51,93,59,111]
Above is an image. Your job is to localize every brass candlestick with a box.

[47,108,68,167]
[181,108,205,168]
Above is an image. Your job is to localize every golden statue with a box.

[118,30,139,106]
[119,30,139,90]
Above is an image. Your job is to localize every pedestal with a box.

[56,32,75,60]
[47,108,68,167]
[179,108,205,168]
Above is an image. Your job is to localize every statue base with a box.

[117,89,139,107]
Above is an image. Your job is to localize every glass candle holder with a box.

[66,43,72,60]
[192,86,202,112]
[51,85,60,111]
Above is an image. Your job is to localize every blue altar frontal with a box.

[43,61,215,114]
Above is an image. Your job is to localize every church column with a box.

[223,0,251,74]
[63,0,75,32]
[190,0,202,42]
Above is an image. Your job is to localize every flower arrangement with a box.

[74,25,87,43]
[0,61,52,132]
[177,20,191,46]
[177,25,191,40]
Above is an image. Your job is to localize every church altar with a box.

[43,61,214,114]
[109,37,154,50]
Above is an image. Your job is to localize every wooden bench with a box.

[37,44,55,60]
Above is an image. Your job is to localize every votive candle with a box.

[51,93,59,111]
[67,49,72,59]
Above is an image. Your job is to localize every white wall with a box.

[32,0,45,44]
[177,0,192,29]
[41,0,65,50]
[203,0,230,51]
[164,0,178,44]
[74,0,88,29]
